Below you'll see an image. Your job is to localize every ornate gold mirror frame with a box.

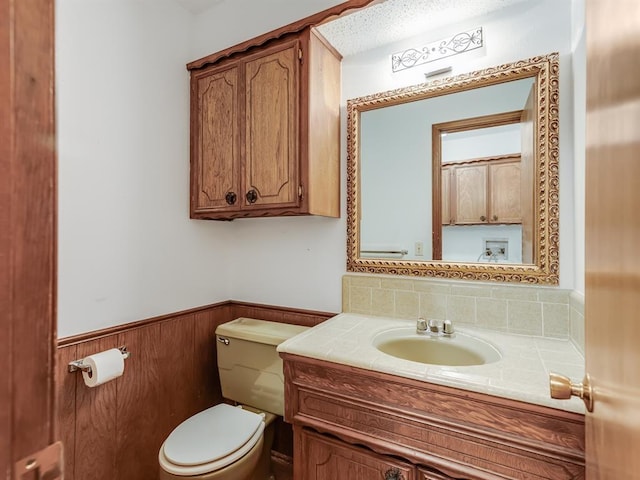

[346,53,559,284]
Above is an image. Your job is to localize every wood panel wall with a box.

[56,301,333,480]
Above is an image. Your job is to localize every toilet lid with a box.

[163,404,264,466]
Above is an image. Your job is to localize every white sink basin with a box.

[373,327,502,366]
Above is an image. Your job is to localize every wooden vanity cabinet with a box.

[188,28,340,220]
[283,354,585,480]
[443,156,521,226]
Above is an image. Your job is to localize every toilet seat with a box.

[159,404,265,476]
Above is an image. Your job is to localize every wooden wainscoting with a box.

[56,301,334,480]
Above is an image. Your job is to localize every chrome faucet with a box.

[416,318,454,336]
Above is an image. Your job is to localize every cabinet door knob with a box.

[383,467,404,480]
[480,215,486,221]
[225,192,237,205]
[492,215,498,221]
[246,189,258,204]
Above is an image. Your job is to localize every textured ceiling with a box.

[174,0,530,53]
[317,0,531,57]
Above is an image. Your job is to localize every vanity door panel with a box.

[298,428,416,480]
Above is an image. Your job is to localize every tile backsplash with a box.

[569,291,585,355]
[343,274,581,342]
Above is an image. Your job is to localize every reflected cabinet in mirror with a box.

[347,53,559,284]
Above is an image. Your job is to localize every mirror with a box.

[347,53,559,284]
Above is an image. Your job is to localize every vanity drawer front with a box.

[284,355,585,480]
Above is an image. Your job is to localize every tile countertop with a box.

[277,313,586,414]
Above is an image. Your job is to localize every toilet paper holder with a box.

[68,346,131,373]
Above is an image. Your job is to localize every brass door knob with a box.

[549,372,593,412]
[492,215,498,221]
[480,215,486,221]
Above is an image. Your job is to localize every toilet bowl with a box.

[158,318,308,479]
[158,404,275,480]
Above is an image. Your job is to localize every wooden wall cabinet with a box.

[283,354,585,480]
[442,156,521,225]
[189,28,341,220]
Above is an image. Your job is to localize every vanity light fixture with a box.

[392,27,483,73]
[424,66,453,78]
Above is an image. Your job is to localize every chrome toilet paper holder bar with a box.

[68,346,131,374]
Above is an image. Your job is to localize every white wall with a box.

[56,0,233,337]
[572,0,586,295]
[442,125,521,163]
[190,0,345,59]
[442,225,523,263]
[57,0,584,337]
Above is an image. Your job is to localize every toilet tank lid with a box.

[215,318,309,346]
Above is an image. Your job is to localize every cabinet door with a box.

[489,161,521,223]
[191,63,241,214]
[244,41,300,209]
[453,164,487,224]
[300,429,416,480]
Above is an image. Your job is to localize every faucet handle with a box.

[428,319,442,333]
[416,318,428,333]
[443,319,455,335]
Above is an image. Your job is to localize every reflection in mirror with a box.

[432,89,534,265]
[348,54,559,284]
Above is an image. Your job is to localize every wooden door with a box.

[191,62,241,215]
[244,39,300,209]
[0,0,59,478]
[453,164,487,224]
[297,428,416,480]
[489,160,521,224]
[584,0,640,477]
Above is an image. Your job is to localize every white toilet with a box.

[158,318,308,480]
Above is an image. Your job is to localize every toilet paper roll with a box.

[81,348,125,388]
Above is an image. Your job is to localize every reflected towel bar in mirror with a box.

[360,249,408,255]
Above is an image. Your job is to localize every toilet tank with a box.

[215,318,308,416]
